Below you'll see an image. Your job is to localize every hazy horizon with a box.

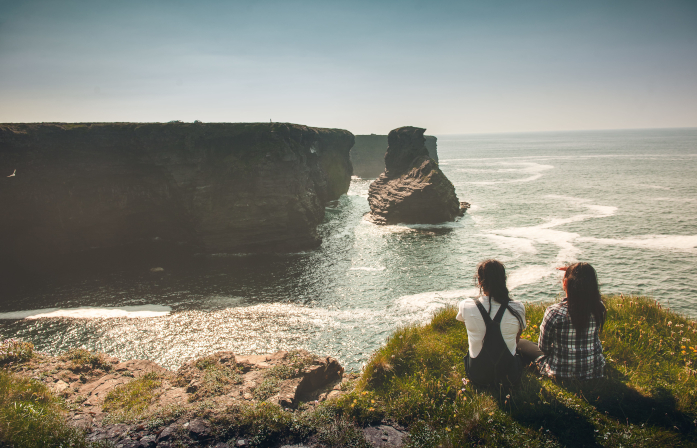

[1,0,696,134]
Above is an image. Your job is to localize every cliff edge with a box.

[0,122,354,275]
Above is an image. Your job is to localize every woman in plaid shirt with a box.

[517,262,607,379]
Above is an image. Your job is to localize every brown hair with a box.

[564,262,606,331]
[475,259,524,330]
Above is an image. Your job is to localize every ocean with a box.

[1,128,696,371]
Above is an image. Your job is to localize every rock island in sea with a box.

[368,126,468,225]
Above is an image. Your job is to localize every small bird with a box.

[7,169,15,177]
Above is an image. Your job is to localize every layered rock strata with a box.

[368,126,465,225]
[351,134,438,179]
[0,122,354,274]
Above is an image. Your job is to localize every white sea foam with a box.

[0,305,172,320]
[349,266,386,271]
[507,265,558,290]
[578,235,697,252]
[465,162,554,185]
[484,234,537,254]
[487,196,617,263]
[395,288,479,321]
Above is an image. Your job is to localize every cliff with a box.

[0,122,354,275]
[368,127,464,225]
[350,134,437,179]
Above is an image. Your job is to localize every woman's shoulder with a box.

[543,300,569,319]
[507,299,526,313]
[458,297,481,309]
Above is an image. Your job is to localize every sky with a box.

[0,0,696,135]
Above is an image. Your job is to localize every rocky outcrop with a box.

[9,348,352,447]
[368,126,465,225]
[350,134,438,178]
[0,122,354,275]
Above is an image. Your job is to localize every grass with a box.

[337,294,697,447]
[0,370,106,448]
[211,401,372,448]
[177,353,243,402]
[0,338,34,366]
[252,350,315,402]
[61,348,112,372]
[102,372,162,423]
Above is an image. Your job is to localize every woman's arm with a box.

[537,308,557,354]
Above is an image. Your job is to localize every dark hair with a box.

[475,259,524,331]
[564,262,606,331]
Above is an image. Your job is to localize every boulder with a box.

[368,126,465,225]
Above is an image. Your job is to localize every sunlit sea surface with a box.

[2,128,696,370]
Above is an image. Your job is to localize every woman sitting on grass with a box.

[456,259,526,386]
[517,262,607,379]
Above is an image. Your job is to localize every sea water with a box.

[1,128,696,370]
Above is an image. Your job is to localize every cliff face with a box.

[350,134,438,179]
[0,122,354,274]
[368,127,463,225]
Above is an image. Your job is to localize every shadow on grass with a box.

[557,366,696,439]
[480,366,697,447]
[479,378,602,448]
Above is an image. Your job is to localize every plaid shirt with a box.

[536,300,605,379]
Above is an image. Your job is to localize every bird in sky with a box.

[7,169,16,177]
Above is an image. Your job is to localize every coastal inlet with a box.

[1,128,697,371]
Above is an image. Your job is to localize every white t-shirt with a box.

[456,296,526,358]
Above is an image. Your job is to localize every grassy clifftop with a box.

[2,295,696,447]
[350,294,697,447]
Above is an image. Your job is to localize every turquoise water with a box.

[1,128,696,370]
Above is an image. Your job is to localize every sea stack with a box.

[368,126,466,225]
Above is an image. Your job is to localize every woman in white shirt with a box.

[456,259,526,386]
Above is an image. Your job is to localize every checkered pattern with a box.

[536,300,605,379]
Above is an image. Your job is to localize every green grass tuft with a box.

[102,372,162,423]
[61,348,112,372]
[0,339,34,365]
[184,354,243,402]
[0,370,105,448]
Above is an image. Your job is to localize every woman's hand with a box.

[556,266,568,272]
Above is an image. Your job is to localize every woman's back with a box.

[537,300,605,379]
[457,296,526,358]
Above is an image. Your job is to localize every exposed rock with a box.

[368,127,464,225]
[351,134,438,179]
[188,418,211,440]
[0,122,354,278]
[362,425,407,447]
[156,424,177,442]
[10,348,351,447]
[137,435,157,448]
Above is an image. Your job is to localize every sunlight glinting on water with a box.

[2,129,696,370]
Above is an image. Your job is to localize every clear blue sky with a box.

[1,0,695,134]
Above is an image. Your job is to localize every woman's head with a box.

[475,259,524,330]
[563,262,606,331]
[475,259,510,303]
